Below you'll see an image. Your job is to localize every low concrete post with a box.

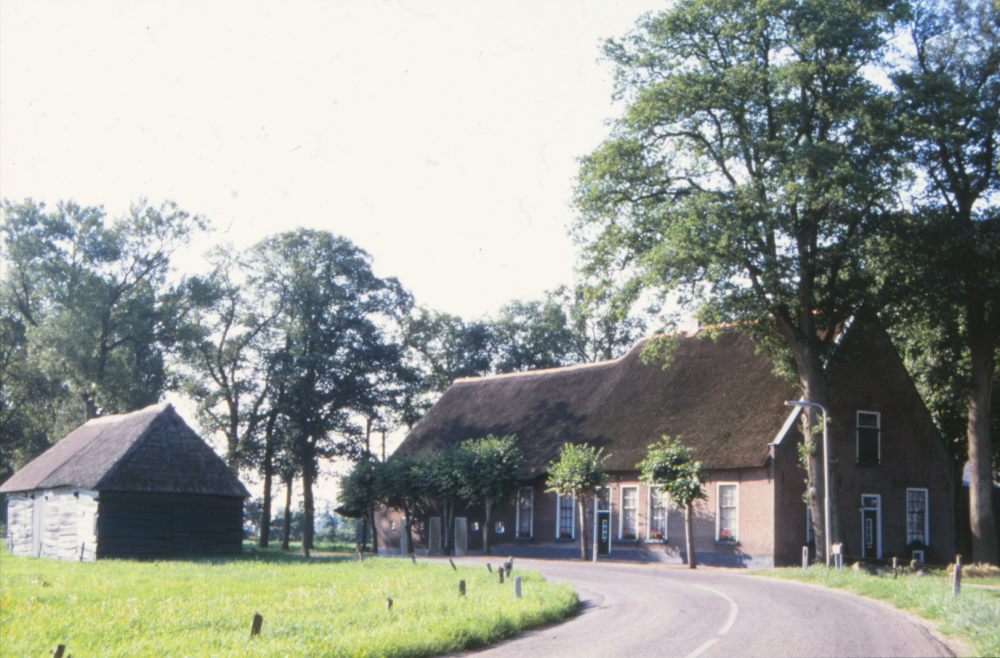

[953,555,962,598]
[514,576,522,599]
[802,546,809,570]
[428,517,442,556]
[892,557,897,579]
[454,518,468,557]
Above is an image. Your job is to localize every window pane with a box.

[650,487,666,539]
[858,412,879,427]
[718,484,737,540]
[559,495,573,538]
[517,488,532,537]
[907,489,927,545]
[858,427,880,465]
[622,488,637,537]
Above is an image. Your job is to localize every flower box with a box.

[649,529,665,541]
[620,531,637,541]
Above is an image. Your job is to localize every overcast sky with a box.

[2,0,666,321]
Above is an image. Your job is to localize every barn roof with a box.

[395,329,800,475]
[0,403,250,497]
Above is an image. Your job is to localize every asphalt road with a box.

[451,558,958,658]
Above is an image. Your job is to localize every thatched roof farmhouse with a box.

[2,403,248,560]
[378,322,956,568]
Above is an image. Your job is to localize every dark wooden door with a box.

[862,509,878,558]
[597,511,611,556]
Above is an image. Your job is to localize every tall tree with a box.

[1,198,206,421]
[178,245,282,469]
[401,306,493,423]
[492,299,575,373]
[338,457,383,553]
[573,0,908,562]
[886,0,1000,564]
[639,437,707,569]
[458,434,524,557]
[546,443,609,560]
[550,282,649,363]
[254,229,412,550]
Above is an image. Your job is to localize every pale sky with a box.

[1,0,670,503]
[2,0,667,320]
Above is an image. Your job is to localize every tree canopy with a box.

[546,443,609,560]
[573,0,911,562]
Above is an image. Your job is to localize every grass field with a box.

[0,547,578,658]
[758,566,1000,657]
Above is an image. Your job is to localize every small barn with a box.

[1,403,249,560]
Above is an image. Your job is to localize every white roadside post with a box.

[786,400,832,568]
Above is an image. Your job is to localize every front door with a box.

[861,495,880,559]
[597,511,611,556]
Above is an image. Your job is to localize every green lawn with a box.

[0,547,577,658]
[757,566,1000,657]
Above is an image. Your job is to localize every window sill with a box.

[646,538,667,544]
[715,540,739,546]
[555,537,575,542]
[514,536,533,541]
[617,538,639,543]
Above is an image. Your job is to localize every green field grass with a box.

[0,547,577,658]
[757,566,1000,657]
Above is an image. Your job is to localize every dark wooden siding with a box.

[96,492,243,558]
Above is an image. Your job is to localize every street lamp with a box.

[786,400,831,567]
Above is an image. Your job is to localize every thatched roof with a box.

[396,330,800,475]
[0,403,250,497]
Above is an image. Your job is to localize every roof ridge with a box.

[92,404,173,490]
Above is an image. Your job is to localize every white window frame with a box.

[716,483,739,542]
[619,486,639,539]
[647,486,668,542]
[556,492,575,540]
[906,488,930,546]
[856,411,881,465]
[515,486,534,539]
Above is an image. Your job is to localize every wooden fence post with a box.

[498,569,504,585]
[449,558,457,571]
[386,597,393,611]
[250,613,263,638]
[52,645,66,658]
[487,563,492,573]
[459,580,466,597]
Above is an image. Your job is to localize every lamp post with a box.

[786,400,831,567]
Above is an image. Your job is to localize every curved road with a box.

[451,558,957,658]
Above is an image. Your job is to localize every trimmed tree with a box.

[337,457,382,553]
[639,437,706,569]
[458,434,524,557]
[546,443,609,561]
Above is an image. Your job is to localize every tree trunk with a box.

[83,393,99,421]
[443,500,452,555]
[403,508,413,555]
[483,498,492,557]
[258,419,276,548]
[578,495,589,561]
[968,331,999,565]
[302,462,315,552]
[281,473,293,551]
[684,503,697,569]
[360,515,369,552]
[259,457,273,548]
